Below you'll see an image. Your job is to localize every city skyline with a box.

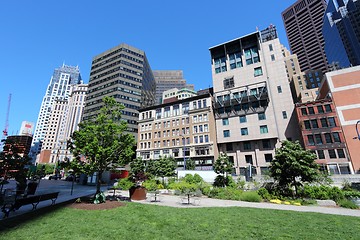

[0,0,297,136]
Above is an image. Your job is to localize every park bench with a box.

[1,192,59,218]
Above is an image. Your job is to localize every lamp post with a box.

[181,134,186,170]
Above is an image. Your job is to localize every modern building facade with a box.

[296,99,352,174]
[318,66,360,173]
[162,88,197,104]
[210,26,299,176]
[137,89,218,170]
[323,0,360,68]
[37,84,87,164]
[83,43,156,139]
[31,64,82,158]
[153,70,194,105]
[282,0,329,74]
[19,121,34,137]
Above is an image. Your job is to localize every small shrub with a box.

[338,199,359,209]
[237,179,246,190]
[240,191,262,202]
[257,187,271,200]
[168,181,197,194]
[142,180,158,191]
[116,178,135,190]
[213,175,235,188]
[343,190,360,199]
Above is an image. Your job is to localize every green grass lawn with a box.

[1,202,359,240]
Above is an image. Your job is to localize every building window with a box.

[223,130,230,138]
[243,141,251,150]
[222,118,229,125]
[307,135,315,146]
[310,119,318,129]
[260,125,268,134]
[194,136,198,144]
[317,105,324,113]
[282,111,287,119]
[332,132,341,143]
[265,153,272,162]
[239,115,247,123]
[317,150,325,159]
[226,143,233,151]
[304,120,311,129]
[271,54,275,61]
[262,139,271,149]
[269,44,273,51]
[258,112,266,120]
[229,52,243,69]
[224,77,234,89]
[328,117,336,127]
[328,149,336,159]
[324,104,332,112]
[241,128,248,136]
[214,56,227,73]
[324,133,332,143]
[315,134,323,145]
[308,107,315,114]
[301,108,307,115]
[320,118,328,128]
[337,149,345,158]
[245,155,253,164]
[277,86,282,93]
[254,67,263,77]
[244,46,260,65]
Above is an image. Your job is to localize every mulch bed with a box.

[67,200,126,210]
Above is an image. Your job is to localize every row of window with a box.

[300,104,332,115]
[316,149,346,159]
[307,132,342,145]
[223,125,269,137]
[225,139,272,152]
[139,134,211,150]
[303,117,336,129]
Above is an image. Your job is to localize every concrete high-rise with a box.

[323,0,360,68]
[282,0,329,74]
[153,70,194,104]
[210,26,299,176]
[31,64,82,158]
[83,43,156,139]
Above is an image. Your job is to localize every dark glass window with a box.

[245,155,253,164]
[265,153,272,162]
[301,108,307,115]
[317,105,324,113]
[258,113,266,120]
[337,149,345,158]
[320,118,328,128]
[304,120,311,129]
[307,135,315,145]
[324,104,332,112]
[317,150,325,159]
[325,133,332,143]
[243,141,251,150]
[262,139,271,149]
[328,117,336,127]
[241,128,249,135]
[333,132,341,143]
[315,134,323,145]
[310,119,319,128]
[239,115,247,123]
[223,130,230,138]
[328,149,336,158]
[226,143,233,151]
[308,107,315,114]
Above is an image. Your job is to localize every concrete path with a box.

[114,190,360,217]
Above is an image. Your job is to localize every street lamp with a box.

[180,134,186,170]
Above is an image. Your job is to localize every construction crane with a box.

[2,93,12,138]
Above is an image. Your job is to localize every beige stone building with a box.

[137,89,218,170]
[209,26,299,176]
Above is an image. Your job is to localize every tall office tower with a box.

[210,26,299,176]
[153,70,194,104]
[282,0,329,74]
[83,43,156,139]
[31,64,82,157]
[323,0,360,68]
[38,84,88,163]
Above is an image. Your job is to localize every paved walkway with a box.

[114,190,360,217]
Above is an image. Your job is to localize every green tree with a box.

[130,157,146,181]
[213,153,233,177]
[69,96,135,195]
[185,158,196,170]
[155,156,177,184]
[270,140,319,197]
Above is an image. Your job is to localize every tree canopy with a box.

[213,153,233,176]
[270,140,319,196]
[69,96,135,193]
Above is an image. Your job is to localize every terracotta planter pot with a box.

[129,186,147,200]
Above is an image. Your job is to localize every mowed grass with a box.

[1,202,359,240]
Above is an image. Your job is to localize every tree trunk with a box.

[96,171,103,194]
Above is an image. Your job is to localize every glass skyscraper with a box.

[323,0,360,68]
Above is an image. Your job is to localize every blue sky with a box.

[0,0,296,136]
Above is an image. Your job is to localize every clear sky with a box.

[0,0,296,136]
